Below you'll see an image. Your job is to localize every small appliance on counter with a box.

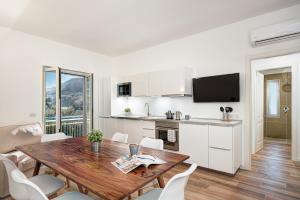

[175,111,182,120]
[220,106,233,121]
[184,114,191,120]
[165,110,174,119]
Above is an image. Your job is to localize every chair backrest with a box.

[111,132,128,143]
[11,169,48,200]
[0,155,45,200]
[158,163,197,200]
[140,137,164,150]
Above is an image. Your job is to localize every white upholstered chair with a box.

[140,137,163,150]
[0,155,65,199]
[111,132,128,143]
[137,163,197,200]
[10,168,93,200]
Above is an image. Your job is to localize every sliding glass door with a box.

[43,66,93,137]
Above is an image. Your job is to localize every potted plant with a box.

[124,107,131,116]
[87,129,103,153]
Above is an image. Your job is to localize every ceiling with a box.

[0,0,299,56]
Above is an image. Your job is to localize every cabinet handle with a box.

[142,128,154,130]
[210,146,231,151]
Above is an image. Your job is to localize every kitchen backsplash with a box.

[111,96,241,120]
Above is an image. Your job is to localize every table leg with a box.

[157,175,165,188]
[77,183,88,194]
[33,161,41,176]
[77,184,84,193]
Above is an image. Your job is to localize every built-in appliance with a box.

[155,121,179,151]
[117,82,131,97]
[193,73,240,102]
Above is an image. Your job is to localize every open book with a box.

[112,155,166,174]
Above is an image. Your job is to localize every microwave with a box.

[117,82,131,96]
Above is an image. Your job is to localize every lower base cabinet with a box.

[179,124,209,168]
[179,123,242,175]
[100,118,155,144]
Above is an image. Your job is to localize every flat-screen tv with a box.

[193,73,240,102]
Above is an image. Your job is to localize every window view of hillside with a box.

[45,72,85,136]
[45,73,84,118]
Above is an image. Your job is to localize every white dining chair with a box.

[140,137,163,150]
[138,137,164,195]
[137,163,197,200]
[0,155,65,199]
[111,132,128,143]
[10,168,93,200]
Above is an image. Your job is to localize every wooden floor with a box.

[166,141,300,200]
[5,141,300,200]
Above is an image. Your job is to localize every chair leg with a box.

[138,189,143,196]
[66,178,70,188]
[157,176,165,188]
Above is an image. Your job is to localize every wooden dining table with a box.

[16,137,189,200]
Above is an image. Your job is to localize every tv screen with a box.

[193,73,240,102]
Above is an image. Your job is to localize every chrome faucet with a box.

[145,103,150,117]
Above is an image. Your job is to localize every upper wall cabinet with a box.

[117,67,192,97]
[131,73,149,97]
[149,68,192,96]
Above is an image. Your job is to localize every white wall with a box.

[111,4,300,168]
[0,26,113,128]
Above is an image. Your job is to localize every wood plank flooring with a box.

[5,141,300,200]
[165,141,300,200]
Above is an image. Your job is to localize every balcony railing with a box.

[45,116,85,137]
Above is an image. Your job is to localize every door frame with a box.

[42,66,93,134]
[250,54,298,161]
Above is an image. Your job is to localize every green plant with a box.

[124,107,131,113]
[87,129,103,143]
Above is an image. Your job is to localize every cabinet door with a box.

[179,124,209,167]
[99,118,119,139]
[148,71,165,96]
[162,68,185,95]
[209,126,233,150]
[209,147,233,174]
[123,120,142,144]
[140,121,155,139]
[131,74,149,97]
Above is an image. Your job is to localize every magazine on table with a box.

[112,154,166,174]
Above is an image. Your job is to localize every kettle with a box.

[165,110,174,119]
[175,111,182,120]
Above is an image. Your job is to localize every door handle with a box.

[283,106,290,113]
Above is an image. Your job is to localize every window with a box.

[43,66,93,136]
[266,80,280,118]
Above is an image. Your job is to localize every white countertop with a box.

[109,115,242,126]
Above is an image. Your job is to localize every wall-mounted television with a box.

[193,73,240,102]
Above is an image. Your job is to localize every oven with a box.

[155,121,179,151]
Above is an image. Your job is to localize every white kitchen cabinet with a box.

[104,119,155,144]
[130,73,149,97]
[179,124,209,168]
[149,68,192,96]
[209,126,232,150]
[208,125,242,174]
[148,71,165,96]
[99,117,123,139]
[140,121,155,139]
[117,67,192,97]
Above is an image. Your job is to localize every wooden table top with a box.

[16,137,189,200]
